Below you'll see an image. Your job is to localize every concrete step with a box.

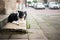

[0,15,8,28]
[2,19,26,30]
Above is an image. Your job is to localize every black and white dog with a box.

[8,11,27,23]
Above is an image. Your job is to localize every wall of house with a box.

[0,0,5,14]
[38,0,44,3]
[1,0,60,15]
[4,0,17,14]
[47,0,55,2]
[38,0,59,3]
[4,0,25,14]
[47,0,60,2]
[58,0,60,2]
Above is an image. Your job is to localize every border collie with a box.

[8,11,27,25]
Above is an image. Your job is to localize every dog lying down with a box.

[8,11,27,25]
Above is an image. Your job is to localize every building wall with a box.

[0,0,5,14]
[4,0,17,14]
[37,0,55,3]
[0,0,25,14]
[47,0,55,2]
[38,0,44,3]
[16,0,26,11]
[48,0,60,2]
[58,0,60,2]
[37,0,59,3]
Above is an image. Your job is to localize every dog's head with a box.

[18,11,24,18]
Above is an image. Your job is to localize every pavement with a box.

[0,7,60,40]
[26,7,60,40]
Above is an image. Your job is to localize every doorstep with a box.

[0,15,8,28]
[2,19,26,30]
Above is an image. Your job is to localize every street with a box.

[27,7,60,40]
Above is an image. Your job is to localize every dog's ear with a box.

[18,11,22,12]
[18,11,20,13]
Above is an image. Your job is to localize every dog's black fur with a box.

[18,11,24,18]
[8,11,27,23]
[8,13,18,22]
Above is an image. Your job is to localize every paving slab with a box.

[0,39,8,40]
[28,29,47,40]
[10,34,28,39]
[9,39,28,40]
[27,29,42,34]
[0,34,10,39]
[29,33,46,39]
[27,9,48,40]
[29,39,48,40]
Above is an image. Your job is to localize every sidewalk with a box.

[1,7,60,40]
[0,8,48,40]
[27,11,48,40]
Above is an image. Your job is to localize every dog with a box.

[18,11,27,20]
[8,11,27,25]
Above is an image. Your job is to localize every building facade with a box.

[38,0,60,3]
[2,0,17,14]
[0,0,60,14]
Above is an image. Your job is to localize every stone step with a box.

[2,20,26,30]
[0,15,8,28]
